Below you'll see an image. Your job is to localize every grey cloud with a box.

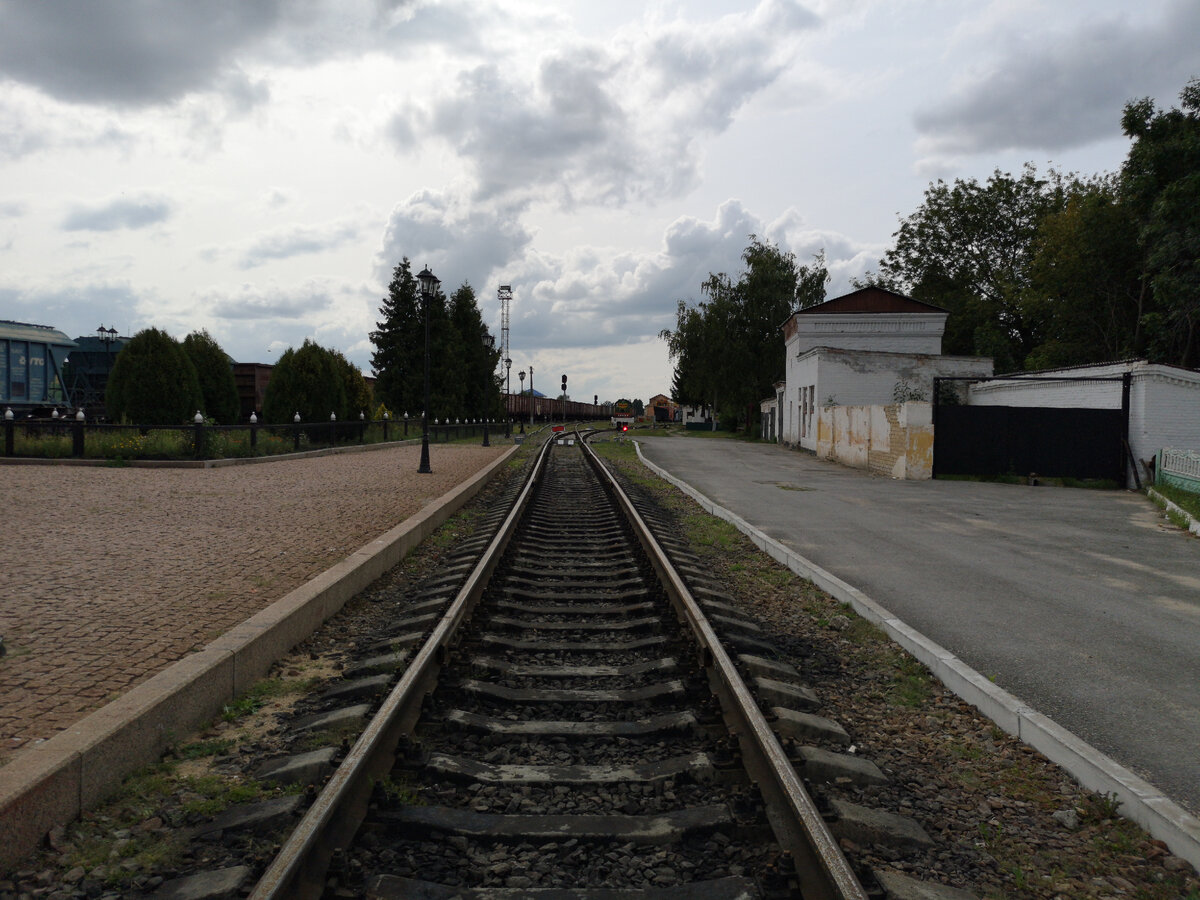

[239,221,362,269]
[391,0,814,209]
[61,195,173,232]
[915,0,1200,155]
[0,1,283,107]
[207,286,333,321]
[0,201,28,218]
[0,281,142,338]
[375,189,534,296]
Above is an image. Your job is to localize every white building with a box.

[967,359,1200,486]
[779,287,993,451]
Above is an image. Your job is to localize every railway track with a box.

[246,432,866,899]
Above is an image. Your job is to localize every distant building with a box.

[233,362,273,421]
[647,393,678,422]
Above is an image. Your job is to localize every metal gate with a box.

[932,375,1131,483]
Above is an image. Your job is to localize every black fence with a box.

[1,414,510,462]
[932,375,1130,483]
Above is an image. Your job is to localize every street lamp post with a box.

[482,333,494,447]
[416,265,439,473]
[504,357,512,437]
[528,364,534,426]
[518,370,526,434]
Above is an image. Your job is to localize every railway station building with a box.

[773,288,993,455]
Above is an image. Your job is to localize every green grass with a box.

[220,676,315,722]
[1153,481,1200,519]
[171,738,233,760]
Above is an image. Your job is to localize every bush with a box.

[262,339,348,424]
[105,328,203,426]
[182,330,241,424]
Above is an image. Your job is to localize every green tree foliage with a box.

[661,237,822,430]
[331,348,373,419]
[446,283,501,421]
[370,262,501,424]
[1121,77,1200,367]
[262,339,348,424]
[1026,176,1144,369]
[370,259,422,417]
[872,165,1065,372]
[105,327,203,426]
[181,330,241,423]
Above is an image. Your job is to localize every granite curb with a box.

[634,439,1200,871]
[0,442,520,871]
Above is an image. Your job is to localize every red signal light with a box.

[621,424,628,432]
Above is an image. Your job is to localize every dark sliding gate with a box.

[932,374,1131,483]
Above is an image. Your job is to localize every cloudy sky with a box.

[1,0,1197,407]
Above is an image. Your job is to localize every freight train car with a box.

[0,321,76,415]
[505,392,603,422]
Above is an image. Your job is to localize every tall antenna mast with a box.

[498,284,512,378]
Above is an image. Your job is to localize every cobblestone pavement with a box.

[0,443,506,764]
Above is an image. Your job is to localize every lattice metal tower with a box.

[498,284,512,389]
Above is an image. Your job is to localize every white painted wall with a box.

[783,347,992,451]
[789,312,947,356]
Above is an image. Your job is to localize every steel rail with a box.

[248,436,554,900]
[581,434,868,900]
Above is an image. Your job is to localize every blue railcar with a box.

[0,320,77,414]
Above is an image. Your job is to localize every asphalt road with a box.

[637,434,1200,816]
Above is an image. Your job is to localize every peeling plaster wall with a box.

[784,346,992,452]
[817,401,934,479]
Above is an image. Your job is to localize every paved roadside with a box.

[637,434,1200,817]
[0,443,507,765]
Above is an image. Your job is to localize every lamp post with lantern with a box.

[518,370,526,434]
[482,332,494,447]
[416,265,439,474]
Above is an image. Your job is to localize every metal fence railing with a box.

[1,412,515,462]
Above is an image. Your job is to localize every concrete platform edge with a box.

[0,443,519,871]
[634,440,1200,871]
